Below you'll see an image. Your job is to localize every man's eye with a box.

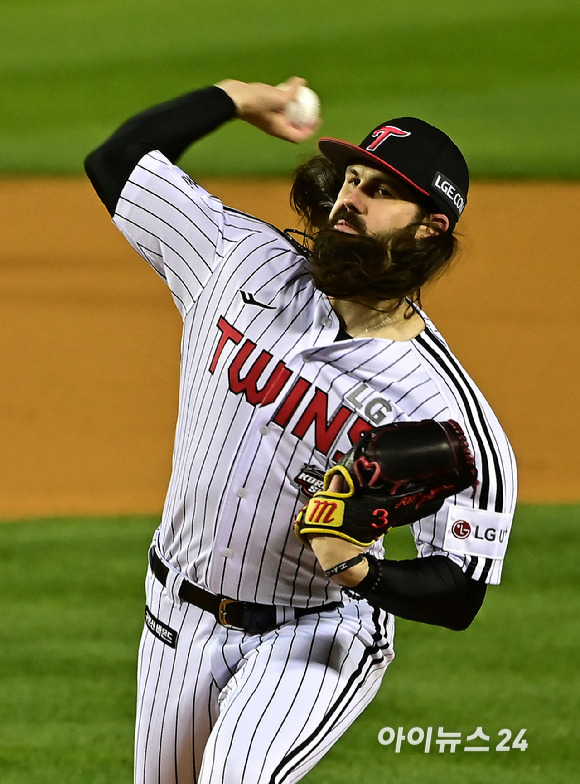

[378,187,394,197]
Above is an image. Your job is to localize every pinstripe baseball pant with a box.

[135,567,394,784]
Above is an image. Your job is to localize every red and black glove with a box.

[295,419,478,548]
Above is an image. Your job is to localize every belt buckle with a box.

[218,597,237,628]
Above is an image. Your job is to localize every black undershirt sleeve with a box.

[84,85,237,216]
[352,554,487,631]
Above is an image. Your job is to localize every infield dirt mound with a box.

[0,178,578,518]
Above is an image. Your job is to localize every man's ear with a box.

[415,213,450,238]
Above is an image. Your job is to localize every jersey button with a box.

[236,488,247,498]
[259,425,270,436]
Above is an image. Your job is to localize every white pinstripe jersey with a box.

[113,150,517,607]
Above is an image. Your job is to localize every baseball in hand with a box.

[277,83,320,126]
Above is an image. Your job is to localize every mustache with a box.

[330,207,367,235]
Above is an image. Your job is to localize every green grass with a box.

[0,516,155,783]
[0,505,578,782]
[0,0,579,176]
[310,504,580,783]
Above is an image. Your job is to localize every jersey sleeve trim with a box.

[415,326,517,517]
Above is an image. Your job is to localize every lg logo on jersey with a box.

[346,382,392,426]
[452,520,509,543]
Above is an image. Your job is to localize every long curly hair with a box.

[290,154,460,306]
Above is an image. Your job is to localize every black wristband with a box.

[323,554,365,578]
[351,554,381,593]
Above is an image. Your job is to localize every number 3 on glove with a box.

[294,467,396,547]
[295,419,478,548]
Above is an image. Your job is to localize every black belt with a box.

[149,548,341,635]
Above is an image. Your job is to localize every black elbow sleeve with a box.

[353,555,487,630]
[84,85,237,217]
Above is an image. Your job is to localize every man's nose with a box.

[343,188,365,214]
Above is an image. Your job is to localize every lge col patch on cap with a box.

[432,171,466,217]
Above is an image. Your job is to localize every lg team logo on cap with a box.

[452,520,472,539]
[366,125,411,152]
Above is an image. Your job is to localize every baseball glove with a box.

[295,419,478,548]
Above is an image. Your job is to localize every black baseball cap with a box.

[318,118,469,228]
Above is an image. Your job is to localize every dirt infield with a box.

[0,178,578,518]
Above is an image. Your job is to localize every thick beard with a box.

[308,206,418,300]
[309,230,389,299]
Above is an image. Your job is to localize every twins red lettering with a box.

[229,340,292,405]
[209,317,243,373]
[211,317,376,458]
[273,378,311,428]
[260,365,294,406]
[293,390,352,455]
